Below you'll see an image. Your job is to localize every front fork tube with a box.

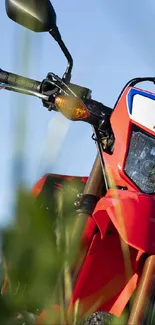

[128,255,155,325]
[71,154,103,288]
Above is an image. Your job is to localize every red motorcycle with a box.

[1,0,155,324]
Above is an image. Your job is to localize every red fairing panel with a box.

[69,214,139,317]
[102,87,134,190]
[31,173,88,198]
[93,189,155,254]
[70,189,154,317]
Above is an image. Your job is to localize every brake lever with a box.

[0,80,58,112]
[0,83,49,101]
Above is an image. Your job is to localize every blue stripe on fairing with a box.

[127,88,155,114]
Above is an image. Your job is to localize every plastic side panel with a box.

[31,173,88,198]
[94,189,155,254]
[70,230,138,317]
[31,174,47,198]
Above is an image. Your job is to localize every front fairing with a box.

[103,86,155,195]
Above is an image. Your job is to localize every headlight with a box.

[124,126,155,194]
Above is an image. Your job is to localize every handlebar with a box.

[1,68,155,115]
[0,69,41,92]
[0,68,92,111]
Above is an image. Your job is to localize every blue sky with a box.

[0,0,155,225]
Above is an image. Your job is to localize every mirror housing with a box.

[5,0,73,82]
[5,0,57,32]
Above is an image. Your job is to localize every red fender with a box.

[69,190,155,317]
[93,189,155,254]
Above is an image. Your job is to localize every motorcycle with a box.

[1,0,155,324]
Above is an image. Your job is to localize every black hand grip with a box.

[0,69,41,92]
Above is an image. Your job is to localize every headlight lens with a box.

[124,126,155,194]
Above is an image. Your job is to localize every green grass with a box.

[0,15,130,324]
[0,184,130,325]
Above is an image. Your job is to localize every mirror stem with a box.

[49,26,73,83]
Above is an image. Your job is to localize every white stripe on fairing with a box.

[132,94,155,132]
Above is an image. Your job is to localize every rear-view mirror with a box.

[5,0,57,32]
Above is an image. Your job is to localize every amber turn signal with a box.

[55,95,90,120]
